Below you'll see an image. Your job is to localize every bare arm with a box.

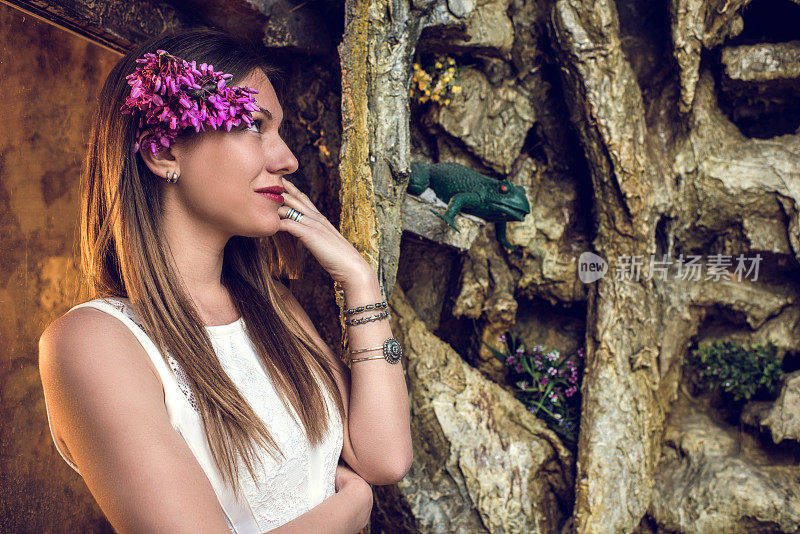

[40,307,234,534]
[273,278,412,486]
[41,306,372,534]
[267,475,372,534]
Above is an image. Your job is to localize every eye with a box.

[245,119,263,133]
[499,184,508,194]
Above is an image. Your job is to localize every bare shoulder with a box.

[39,306,165,446]
[39,306,161,389]
[41,305,135,357]
[38,306,232,532]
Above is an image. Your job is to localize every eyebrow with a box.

[257,106,284,124]
[258,106,273,120]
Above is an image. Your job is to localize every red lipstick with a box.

[255,185,284,204]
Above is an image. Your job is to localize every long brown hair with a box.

[79,28,349,497]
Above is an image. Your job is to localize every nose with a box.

[271,137,299,176]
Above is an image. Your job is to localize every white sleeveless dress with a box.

[43,296,344,533]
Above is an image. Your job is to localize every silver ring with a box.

[286,207,304,223]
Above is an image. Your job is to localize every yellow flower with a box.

[452,85,462,94]
[444,99,451,105]
[435,61,442,69]
[447,57,455,65]
[413,63,420,70]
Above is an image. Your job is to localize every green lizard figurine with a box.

[408,160,531,251]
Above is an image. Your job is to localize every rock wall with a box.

[0,4,120,531]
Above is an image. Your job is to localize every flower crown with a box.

[121,49,260,156]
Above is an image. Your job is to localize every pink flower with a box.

[121,49,259,156]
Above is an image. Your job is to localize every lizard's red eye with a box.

[499,184,508,193]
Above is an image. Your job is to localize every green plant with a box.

[483,332,584,445]
[682,339,783,401]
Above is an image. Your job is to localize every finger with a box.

[275,215,311,238]
[277,204,326,228]
[277,199,341,235]
[279,188,322,224]
[281,177,318,214]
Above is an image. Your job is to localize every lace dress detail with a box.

[97,296,344,532]
[211,332,343,531]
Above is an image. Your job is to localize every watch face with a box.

[383,337,402,364]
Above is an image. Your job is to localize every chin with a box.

[235,222,281,238]
[231,213,282,238]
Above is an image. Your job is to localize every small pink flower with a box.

[121,49,259,155]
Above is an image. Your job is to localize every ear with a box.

[137,131,180,181]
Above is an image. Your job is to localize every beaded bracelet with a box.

[344,300,387,316]
[343,310,389,326]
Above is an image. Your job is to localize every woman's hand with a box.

[335,460,373,532]
[335,460,369,493]
[277,177,373,287]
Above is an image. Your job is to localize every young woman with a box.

[38,28,412,533]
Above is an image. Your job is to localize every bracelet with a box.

[350,355,386,363]
[349,337,403,364]
[344,300,387,316]
[349,345,383,354]
[344,310,389,326]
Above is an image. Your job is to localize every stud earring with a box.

[166,171,179,183]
